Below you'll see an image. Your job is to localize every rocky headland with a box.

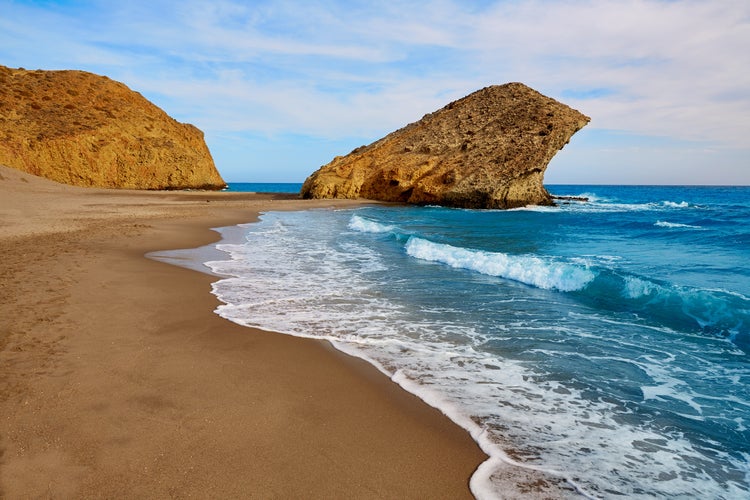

[301,83,589,209]
[0,65,225,190]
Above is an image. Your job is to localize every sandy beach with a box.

[0,164,486,498]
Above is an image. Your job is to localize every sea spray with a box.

[204,186,750,498]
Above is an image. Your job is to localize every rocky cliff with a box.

[301,83,589,209]
[0,65,225,190]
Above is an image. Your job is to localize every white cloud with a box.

[1,0,748,183]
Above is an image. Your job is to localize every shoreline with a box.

[0,165,486,498]
[158,209,584,499]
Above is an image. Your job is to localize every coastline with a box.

[0,165,486,498]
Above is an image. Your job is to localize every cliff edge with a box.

[301,83,589,209]
[0,65,225,190]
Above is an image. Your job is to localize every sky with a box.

[1,0,748,184]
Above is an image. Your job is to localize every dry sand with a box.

[0,164,486,498]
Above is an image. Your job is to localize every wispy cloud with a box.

[1,0,748,183]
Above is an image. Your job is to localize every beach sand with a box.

[0,164,486,498]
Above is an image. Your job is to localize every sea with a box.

[196,184,750,498]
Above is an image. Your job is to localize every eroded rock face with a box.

[0,65,226,190]
[301,83,589,208]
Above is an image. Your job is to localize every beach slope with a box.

[0,165,485,498]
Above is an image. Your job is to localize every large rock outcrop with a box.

[0,65,226,190]
[301,83,589,209]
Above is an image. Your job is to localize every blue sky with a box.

[1,0,748,184]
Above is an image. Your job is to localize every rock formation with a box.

[301,83,589,209]
[0,65,226,190]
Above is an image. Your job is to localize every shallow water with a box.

[204,186,750,498]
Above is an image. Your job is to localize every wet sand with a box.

[0,164,486,498]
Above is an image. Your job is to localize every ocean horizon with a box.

[195,185,749,498]
[225,182,304,193]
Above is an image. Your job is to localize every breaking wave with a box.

[579,272,750,352]
[348,214,396,233]
[655,220,702,229]
[405,237,596,292]
[347,213,749,351]
[202,193,750,498]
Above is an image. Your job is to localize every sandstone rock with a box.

[0,65,226,190]
[301,83,589,209]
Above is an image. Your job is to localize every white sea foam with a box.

[201,209,750,500]
[624,276,659,298]
[509,204,559,212]
[405,237,595,292]
[655,220,702,229]
[348,214,396,233]
[663,200,690,208]
[574,192,608,203]
[538,196,695,215]
[524,201,658,214]
[533,194,693,215]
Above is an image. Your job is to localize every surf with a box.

[202,186,750,499]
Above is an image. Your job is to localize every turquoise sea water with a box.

[225,182,302,193]
[204,186,750,498]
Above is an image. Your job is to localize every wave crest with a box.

[662,200,690,208]
[655,220,701,229]
[405,237,595,292]
[348,215,396,233]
